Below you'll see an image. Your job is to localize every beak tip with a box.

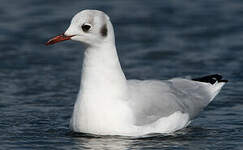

[45,40,53,46]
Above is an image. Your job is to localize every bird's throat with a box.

[79,43,127,103]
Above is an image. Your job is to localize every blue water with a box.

[0,0,242,149]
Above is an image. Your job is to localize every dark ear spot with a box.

[100,24,107,37]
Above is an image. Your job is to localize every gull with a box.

[46,10,228,136]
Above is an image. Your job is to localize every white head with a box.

[46,10,115,47]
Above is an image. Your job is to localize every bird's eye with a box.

[82,24,91,32]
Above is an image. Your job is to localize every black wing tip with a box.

[219,79,228,83]
[192,74,228,85]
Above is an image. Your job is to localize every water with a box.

[0,0,242,149]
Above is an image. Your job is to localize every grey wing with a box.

[127,78,225,125]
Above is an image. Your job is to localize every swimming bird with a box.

[46,10,227,136]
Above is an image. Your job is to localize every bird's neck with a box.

[78,43,127,103]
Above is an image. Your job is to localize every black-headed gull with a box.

[46,10,228,136]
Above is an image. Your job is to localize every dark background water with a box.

[0,0,242,149]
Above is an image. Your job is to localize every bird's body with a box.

[46,10,227,136]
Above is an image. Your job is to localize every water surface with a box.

[0,0,242,149]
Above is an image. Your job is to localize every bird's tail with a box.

[192,74,228,102]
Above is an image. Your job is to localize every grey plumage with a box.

[128,78,226,125]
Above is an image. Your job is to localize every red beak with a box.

[45,34,73,46]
